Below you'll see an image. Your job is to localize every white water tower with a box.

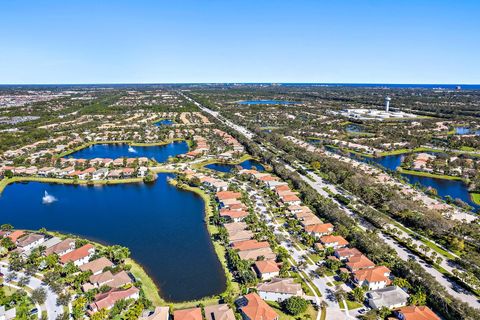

[384,96,391,112]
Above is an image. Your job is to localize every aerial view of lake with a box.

[0,174,226,302]
[155,119,174,127]
[455,127,480,135]
[205,159,265,173]
[238,100,299,105]
[69,141,188,161]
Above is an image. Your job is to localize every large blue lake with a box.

[205,159,265,173]
[0,174,226,302]
[69,141,188,161]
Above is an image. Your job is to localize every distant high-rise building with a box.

[384,96,391,112]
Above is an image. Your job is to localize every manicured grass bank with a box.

[471,193,480,206]
[397,168,465,181]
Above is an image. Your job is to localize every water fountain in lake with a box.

[128,146,137,153]
[42,191,57,204]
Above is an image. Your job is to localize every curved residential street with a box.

[0,264,63,320]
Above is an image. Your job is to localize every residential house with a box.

[304,223,334,238]
[345,254,375,272]
[45,238,76,256]
[394,306,441,320]
[257,278,303,302]
[85,270,132,290]
[7,230,25,243]
[253,260,280,280]
[60,243,95,266]
[237,293,278,320]
[89,287,140,313]
[334,248,362,261]
[16,233,45,252]
[79,257,114,275]
[139,307,170,320]
[204,304,235,320]
[173,308,202,320]
[366,286,409,310]
[238,247,276,261]
[319,235,349,249]
[353,266,391,290]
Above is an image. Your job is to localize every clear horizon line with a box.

[0,81,478,86]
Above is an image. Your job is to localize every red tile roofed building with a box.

[216,191,242,201]
[253,260,280,280]
[8,230,25,243]
[274,185,291,193]
[220,210,249,222]
[232,240,270,252]
[334,247,362,261]
[238,293,278,320]
[173,308,202,320]
[60,244,95,266]
[89,287,140,313]
[280,194,301,205]
[319,235,349,249]
[394,306,440,320]
[304,223,334,237]
[346,254,375,272]
[353,266,391,290]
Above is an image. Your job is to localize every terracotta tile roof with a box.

[240,293,278,320]
[232,240,270,252]
[216,191,241,201]
[281,194,301,202]
[320,235,349,246]
[254,260,280,274]
[304,223,334,234]
[335,247,362,259]
[346,254,375,271]
[173,308,202,320]
[60,244,95,264]
[220,210,249,219]
[8,230,25,242]
[354,266,390,283]
[396,306,440,320]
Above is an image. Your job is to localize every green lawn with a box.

[345,300,363,310]
[471,193,480,206]
[397,168,464,181]
[125,258,164,306]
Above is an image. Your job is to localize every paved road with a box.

[242,183,355,320]
[0,264,63,320]
[299,171,480,310]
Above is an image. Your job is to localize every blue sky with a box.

[0,0,478,84]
